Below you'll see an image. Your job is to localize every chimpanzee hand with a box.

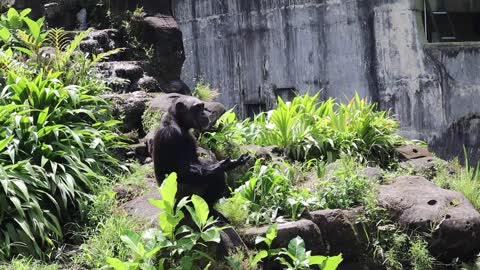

[220,153,251,171]
[234,153,251,166]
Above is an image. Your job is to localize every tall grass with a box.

[434,154,480,210]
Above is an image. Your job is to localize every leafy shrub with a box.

[0,257,60,270]
[201,92,402,166]
[232,224,343,270]
[193,79,220,102]
[73,214,143,269]
[225,160,321,225]
[250,92,402,165]
[373,227,436,270]
[410,238,434,270]
[317,157,374,209]
[199,109,249,159]
[216,196,249,228]
[107,173,223,270]
[142,109,163,134]
[0,8,125,259]
[73,163,153,268]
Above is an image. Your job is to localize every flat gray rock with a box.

[378,176,480,261]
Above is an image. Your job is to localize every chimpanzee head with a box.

[171,96,210,130]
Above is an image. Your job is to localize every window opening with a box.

[245,103,266,119]
[423,0,480,43]
[274,87,297,102]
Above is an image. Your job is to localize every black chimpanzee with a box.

[152,96,250,213]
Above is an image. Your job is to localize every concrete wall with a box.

[173,0,480,160]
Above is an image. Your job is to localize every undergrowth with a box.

[0,8,127,259]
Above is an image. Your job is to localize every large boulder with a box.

[308,208,368,259]
[378,176,480,261]
[103,91,155,134]
[80,29,120,57]
[137,15,185,85]
[395,144,433,161]
[242,219,326,255]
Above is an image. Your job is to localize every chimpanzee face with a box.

[174,97,210,130]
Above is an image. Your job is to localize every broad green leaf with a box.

[12,180,29,201]
[9,197,24,218]
[287,236,306,260]
[321,254,343,270]
[186,205,202,229]
[13,46,33,56]
[200,228,221,243]
[265,224,278,247]
[7,8,19,20]
[251,250,268,265]
[144,246,161,258]
[0,28,11,42]
[191,194,209,226]
[23,17,40,39]
[148,198,166,211]
[37,107,49,126]
[20,8,32,17]
[14,218,35,241]
[158,212,175,237]
[308,255,327,265]
[160,173,177,210]
[120,230,142,255]
[106,257,139,270]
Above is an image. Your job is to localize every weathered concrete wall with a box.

[175,0,376,107]
[174,0,480,160]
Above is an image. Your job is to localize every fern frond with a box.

[46,28,70,51]
[91,48,124,64]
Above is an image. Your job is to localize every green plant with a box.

[276,237,343,270]
[193,79,220,102]
[199,109,249,159]
[107,173,223,270]
[410,237,434,270]
[142,109,163,134]
[251,224,343,270]
[317,157,374,209]
[0,8,46,54]
[247,92,402,165]
[251,224,279,269]
[434,153,480,210]
[0,8,126,260]
[372,223,436,270]
[73,214,144,269]
[226,160,320,225]
[215,196,249,228]
[106,6,153,61]
[0,257,60,270]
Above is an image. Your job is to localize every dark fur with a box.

[152,96,249,207]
